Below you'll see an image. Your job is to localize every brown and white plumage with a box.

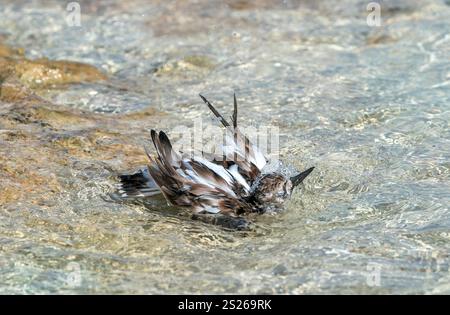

[116,94,314,227]
[146,129,256,216]
[199,94,266,184]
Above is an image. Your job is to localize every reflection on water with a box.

[1,0,450,294]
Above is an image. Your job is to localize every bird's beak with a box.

[290,167,315,188]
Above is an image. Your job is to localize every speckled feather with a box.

[117,94,314,219]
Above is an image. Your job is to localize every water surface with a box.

[0,0,450,294]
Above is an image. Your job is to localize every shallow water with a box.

[1,0,450,294]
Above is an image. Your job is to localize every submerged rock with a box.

[154,55,216,78]
[0,43,164,211]
[0,76,36,102]
[0,42,107,102]
[14,58,107,88]
[0,99,161,209]
[0,43,24,58]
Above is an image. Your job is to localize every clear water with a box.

[1,0,450,294]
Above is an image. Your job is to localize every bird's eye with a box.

[286,181,292,192]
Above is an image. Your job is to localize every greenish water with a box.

[1,0,450,294]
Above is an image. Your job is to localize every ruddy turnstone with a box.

[116,94,314,229]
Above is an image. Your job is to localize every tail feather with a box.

[199,94,267,174]
[116,168,161,199]
[199,94,231,128]
[232,93,238,129]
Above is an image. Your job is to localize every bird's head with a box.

[250,167,315,208]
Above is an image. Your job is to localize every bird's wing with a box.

[199,94,267,185]
[146,130,252,215]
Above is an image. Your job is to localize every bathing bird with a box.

[116,94,314,229]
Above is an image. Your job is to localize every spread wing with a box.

[199,94,267,185]
[146,130,254,216]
